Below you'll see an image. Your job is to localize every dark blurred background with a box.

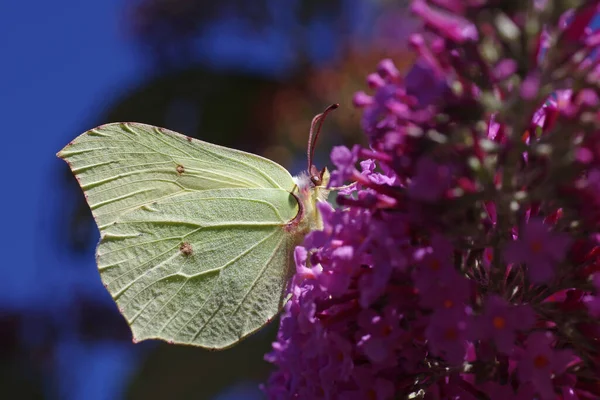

[0,1,414,398]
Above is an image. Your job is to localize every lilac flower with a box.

[404,60,449,107]
[292,246,320,286]
[330,145,359,187]
[471,295,535,354]
[411,0,478,43]
[492,59,518,82]
[361,159,397,186]
[517,332,574,400]
[425,307,470,365]
[504,218,572,284]
[319,246,359,296]
[521,72,541,100]
[417,268,471,310]
[357,263,393,308]
[355,74,402,136]
[356,306,402,366]
[408,156,451,202]
[339,367,395,400]
[413,233,455,286]
[318,332,354,384]
[353,57,448,144]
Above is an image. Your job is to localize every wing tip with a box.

[56,140,74,159]
[57,122,138,159]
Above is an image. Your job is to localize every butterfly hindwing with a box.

[97,188,299,349]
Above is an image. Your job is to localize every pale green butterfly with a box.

[57,104,338,349]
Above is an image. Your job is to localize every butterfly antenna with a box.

[307,103,339,180]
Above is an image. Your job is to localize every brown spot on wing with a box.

[179,242,193,256]
[176,164,185,175]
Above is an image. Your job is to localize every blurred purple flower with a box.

[339,367,395,400]
[471,295,535,354]
[408,157,451,202]
[330,145,359,187]
[413,234,455,285]
[504,218,572,283]
[411,0,478,43]
[417,268,471,311]
[263,2,600,398]
[517,332,573,400]
[356,306,402,366]
[425,307,470,365]
[492,59,518,82]
[404,60,448,107]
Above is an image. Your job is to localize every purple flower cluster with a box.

[265,1,600,399]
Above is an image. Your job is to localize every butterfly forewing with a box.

[58,122,295,228]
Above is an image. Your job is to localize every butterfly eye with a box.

[310,174,322,186]
[309,165,322,186]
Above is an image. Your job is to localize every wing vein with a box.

[232,234,286,319]
[106,245,180,289]
[142,276,189,332]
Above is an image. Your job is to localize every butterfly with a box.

[57,104,338,349]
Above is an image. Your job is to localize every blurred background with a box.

[0,1,415,398]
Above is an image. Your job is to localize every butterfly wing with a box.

[58,123,302,349]
[58,122,295,228]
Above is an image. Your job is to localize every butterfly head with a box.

[309,165,328,187]
[293,167,329,194]
[292,167,330,232]
[289,105,338,232]
[313,167,331,203]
